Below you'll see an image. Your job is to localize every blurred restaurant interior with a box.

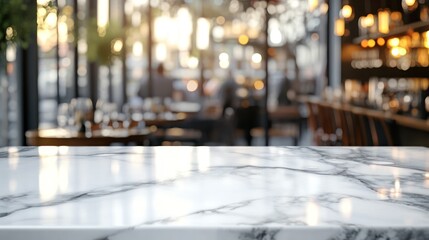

[0,0,428,147]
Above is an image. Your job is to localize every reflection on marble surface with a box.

[0,146,428,240]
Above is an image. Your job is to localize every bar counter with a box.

[0,146,428,240]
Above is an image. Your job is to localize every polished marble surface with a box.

[0,146,428,240]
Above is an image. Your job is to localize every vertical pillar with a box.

[55,0,61,104]
[73,0,79,98]
[328,0,341,89]
[121,1,128,105]
[147,0,153,98]
[264,1,270,146]
[88,0,98,109]
[0,55,8,146]
[19,36,39,145]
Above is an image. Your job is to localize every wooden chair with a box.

[367,115,394,146]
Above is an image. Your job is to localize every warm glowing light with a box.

[391,11,403,22]
[132,12,141,26]
[179,52,189,67]
[238,34,249,45]
[377,38,385,46]
[219,52,229,62]
[378,10,390,34]
[176,7,193,51]
[391,47,407,58]
[6,45,16,62]
[235,75,246,85]
[341,5,353,20]
[155,43,167,62]
[132,41,143,57]
[5,27,14,40]
[45,12,57,29]
[219,52,230,69]
[196,18,210,50]
[229,0,240,13]
[335,18,345,36]
[216,16,225,25]
[219,60,230,69]
[365,14,375,27]
[400,36,411,47]
[368,39,376,48]
[403,0,418,12]
[359,16,367,28]
[212,26,224,41]
[97,0,109,29]
[269,28,283,45]
[236,88,249,98]
[112,39,123,53]
[58,21,68,43]
[424,31,429,48]
[388,38,400,47]
[38,0,51,4]
[361,39,368,48]
[251,53,262,63]
[132,0,148,7]
[154,15,170,42]
[186,80,198,92]
[320,3,329,15]
[254,80,264,90]
[405,0,416,6]
[187,56,199,69]
[308,0,318,12]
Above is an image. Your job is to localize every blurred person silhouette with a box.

[277,72,293,106]
[218,71,260,146]
[138,63,173,101]
[218,70,238,117]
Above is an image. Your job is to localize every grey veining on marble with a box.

[0,146,428,240]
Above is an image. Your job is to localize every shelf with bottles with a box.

[353,20,429,44]
[339,0,429,72]
[343,29,429,74]
[343,77,429,120]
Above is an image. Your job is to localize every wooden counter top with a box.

[299,95,429,132]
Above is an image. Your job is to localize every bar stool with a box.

[333,107,352,146]
[305,101,324,145]
[347,110,370,146]
[316,103,342,145]
[367,115,394,146]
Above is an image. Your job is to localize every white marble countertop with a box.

[0,146,428,240]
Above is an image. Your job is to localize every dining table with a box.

[25,109,193,146]
[25,127,152,146]
[0,146,428,240]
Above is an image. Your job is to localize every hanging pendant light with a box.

[378,0,390,34]
[378,9,390,34]
[340,0,354,21]
[335,18,345,36]
[402,0,418,12]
